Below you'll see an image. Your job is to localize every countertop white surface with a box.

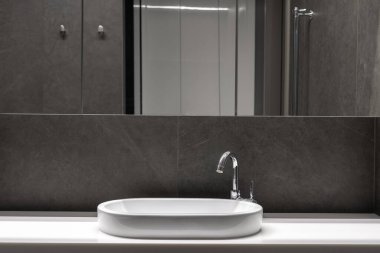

[0,214,379,245]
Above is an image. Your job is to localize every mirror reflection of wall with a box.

[284,0,380,116]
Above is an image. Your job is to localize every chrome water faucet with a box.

[216,151,257,203]
[216,151,241,200]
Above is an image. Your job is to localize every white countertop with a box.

[0,214,379,245]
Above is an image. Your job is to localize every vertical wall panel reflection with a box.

[141,0,181,115]
[82,0,125,114]
[140,0,251,116]
[181,0,220,115]
[263,0,282,115]
[237,0,255,116]
[134,0,142,114]
[219,0,236,116]
[357,0,380,116]
[290,0,357,116]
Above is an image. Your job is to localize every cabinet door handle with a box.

[60,25,67,38]
[98,25,105,38]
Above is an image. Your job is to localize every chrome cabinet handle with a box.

[59,25,67,38]
[98,25,105,38]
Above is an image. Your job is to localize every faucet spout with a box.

[216,151,240,200]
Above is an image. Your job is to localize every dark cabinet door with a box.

[82,0,125,114]
[0,0,82,113]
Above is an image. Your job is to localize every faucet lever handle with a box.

[249,180,257,203]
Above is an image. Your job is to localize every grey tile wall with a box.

[82,0,125,114]
[296,0,358,116]
[0,0,125,115]
[293,0,358,116]
[238,117,374,212]
[0,115,178,211]
[357,0,380,116]
[179,117,374,213]
[0,0,82,114]
[0,115,376,212]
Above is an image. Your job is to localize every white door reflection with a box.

[136,0,255,116]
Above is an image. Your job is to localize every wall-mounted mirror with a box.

[2,0,377,116]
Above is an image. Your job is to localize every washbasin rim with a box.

[97,198,263,217]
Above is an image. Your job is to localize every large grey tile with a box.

[235,117,374,212]
[82,0,125,114]
[178,116,374,212]
[0,115,178,211]
[0,0,82,114]
[177,117,253,199]
[294,0,358,116]
[357,0,380,116]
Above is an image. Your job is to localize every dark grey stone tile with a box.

[234,117,374,212]
[0,115,375,213]
[0,115,178,211]
[0,0,82,114]
[295,0,358,116]
[357,0,380,116]
[177,117,253,199]
[178,116,374,213]
[82,0,125,114]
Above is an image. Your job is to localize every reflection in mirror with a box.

[1,0,285,116]
[134,0,257,116]
[283,0,380,116]
[4,0,380,116]
[0,0,128,114]
[133,0,282,116]
[5,0,379,116]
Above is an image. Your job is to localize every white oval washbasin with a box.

[98,198,263,239]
